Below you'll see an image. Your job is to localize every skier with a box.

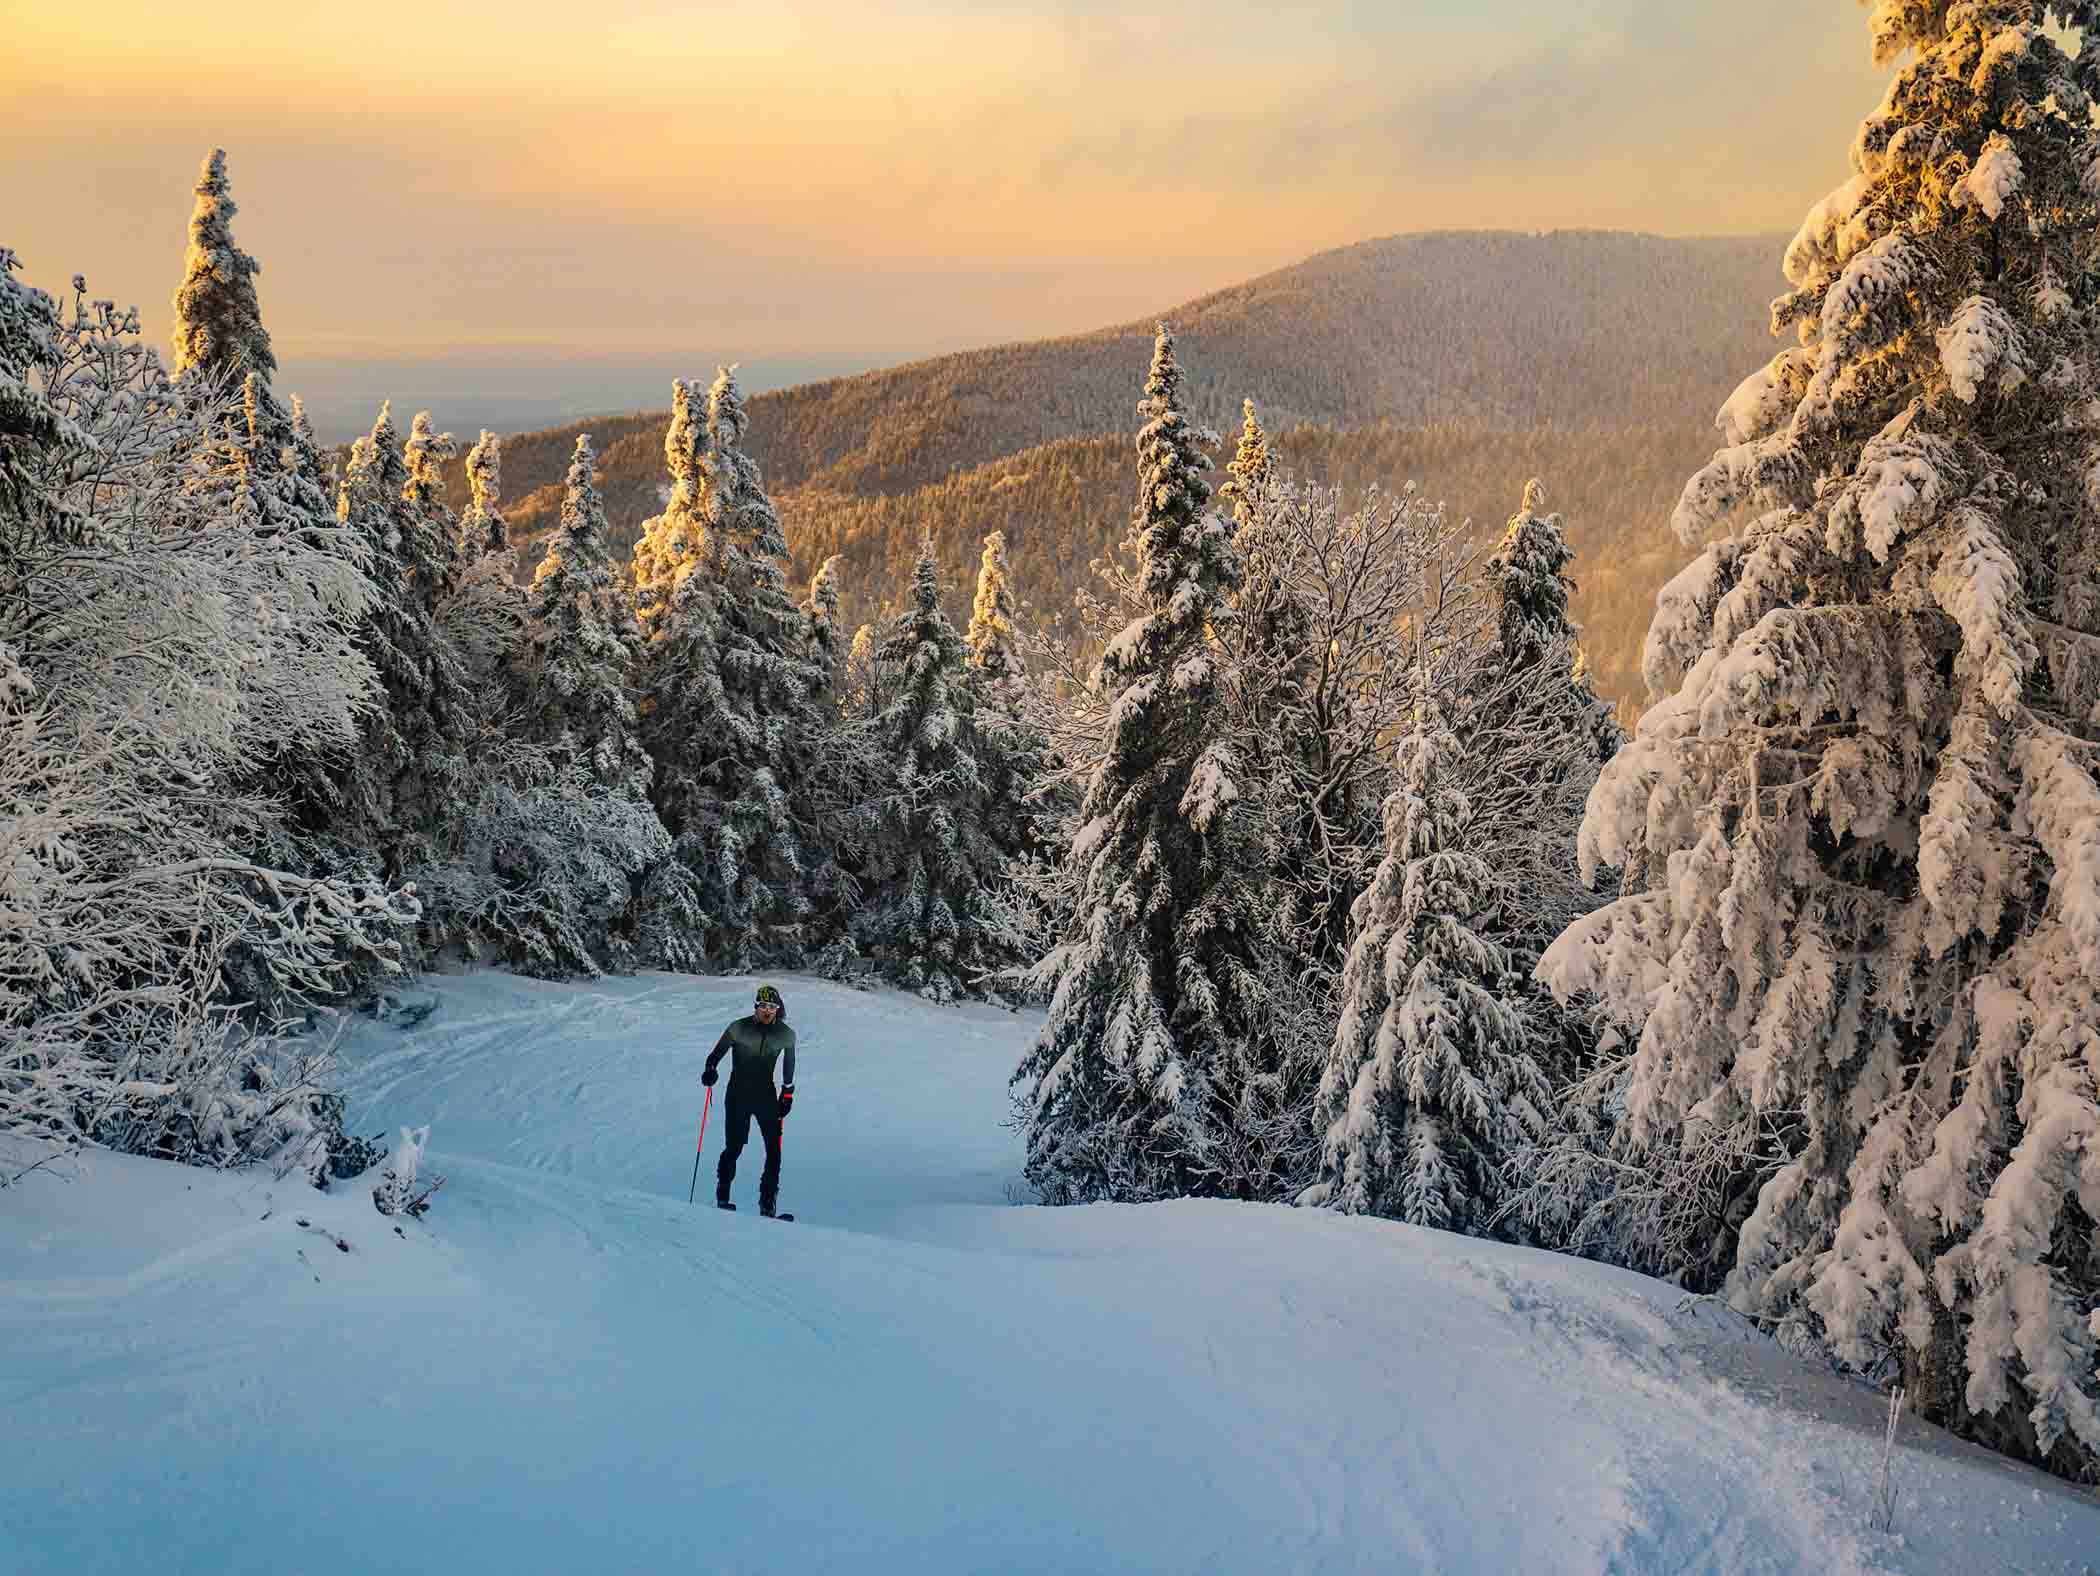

[701,984,796,1216]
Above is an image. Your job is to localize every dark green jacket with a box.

[705,1014,796,1092]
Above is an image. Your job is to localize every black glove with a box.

[701,1066,718,1087]
[778,1083,794,1117]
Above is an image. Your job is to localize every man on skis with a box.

[701,984,796,1216]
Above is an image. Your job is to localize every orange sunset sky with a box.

[6,1,1891,359]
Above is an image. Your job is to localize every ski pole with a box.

[687,1084,714,1204]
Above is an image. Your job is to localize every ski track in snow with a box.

[5,969,2099,1575]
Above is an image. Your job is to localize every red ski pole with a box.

[687,1084,714,1204]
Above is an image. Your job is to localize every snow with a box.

[1936,296,2027,406]
[1715,353,1806,447]
[6,969,2099,1574]
[1962,137,2025,222]
[1782,172,1868,288]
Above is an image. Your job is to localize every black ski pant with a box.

[716,1083,782,1203]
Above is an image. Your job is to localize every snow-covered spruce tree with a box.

[1303,677,1553,1229]
[459,430,509,562]
[1209,453,1355,1188]
[1219,466,1324,864]
[522,435,651,797]
[855,534,1008,1000]
[1487,478,1624,769]
[170,148,276,393]
[628,382,719,968]
[1473,478,1622,966]
[961,530,1066,989]
[1,250,79,628]
[331,402,475,880]
[402,410,461,602]
[328,403,415,853]
[1541,3,2100,1478]
[203,375,374,842]
[1217,397,1272,533]
[844,621,885,715]
[409,433,661,977]
[640,370,823,968]
[967,530,1024,685]
[632,378,709,654]
[796,552,871,970]
[290,395,331,500]
[440,429,525,683]
[966,529,1058,866]
[804,552,847,705]
[1491,478,1576,669]
[1012,324,1270,1202]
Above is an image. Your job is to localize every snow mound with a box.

[4,971,2096,1573]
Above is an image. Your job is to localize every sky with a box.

[5,1,1891,362]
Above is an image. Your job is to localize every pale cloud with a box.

[3,0,1889,355]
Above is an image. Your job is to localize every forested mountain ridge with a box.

[773,422,1719,712]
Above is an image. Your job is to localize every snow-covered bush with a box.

[372,1124,429,1215]
[0,248,413,1183]
[410,736,672,979]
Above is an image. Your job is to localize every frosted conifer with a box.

[1304,687,1551,1228]
[1485,477,1623,779]
[289,397,330,495]
[170,149,276,390]
[636,380,722,818]
[0,249,77,559]
[1491,479,1576,669]
[333,402,473,872]
[804,553,846,705]
[632,379,708,644]
[1541,3,2100,1478]
[460,430,509,563]
[966,530,1024,688]
[857,535,1007,999]
[965,530,1051,865]
[207,374,376,802]
[523,435,651,799]
[845,621,884,715]
[1215,457,1339,999]
[1218,398,1272,533]
[401,411,460,603]
[1012,325,1264,1202]
[639,370,823,967]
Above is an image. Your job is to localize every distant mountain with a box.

[391,228,1796,708]
[452,228,1785,509]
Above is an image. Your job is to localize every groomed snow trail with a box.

[5,970,2098,1574]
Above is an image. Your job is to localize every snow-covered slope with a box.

[5,972,2096,1574]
